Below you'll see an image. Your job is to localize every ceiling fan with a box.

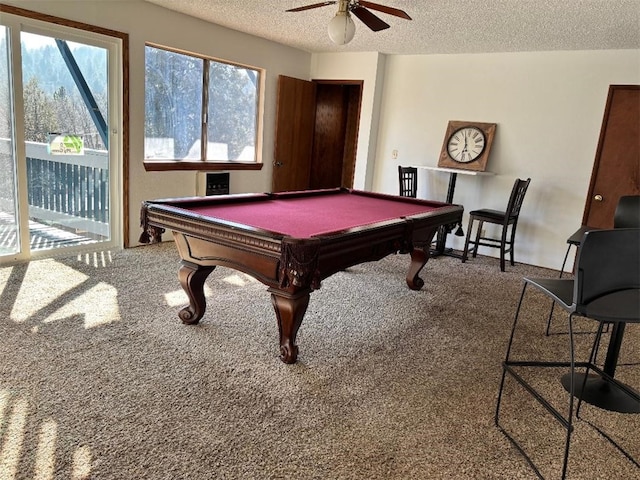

[286,1,412,45]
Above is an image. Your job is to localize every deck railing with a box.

[1,139,110,238]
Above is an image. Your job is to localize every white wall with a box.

[311,52,386,190]
[367,50,640,269]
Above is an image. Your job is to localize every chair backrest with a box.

[505,178,531,219]
[614,195,640,228]
[398,166,417,198]
[574,228,640,312]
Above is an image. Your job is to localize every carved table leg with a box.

[406,245,428,290]
[177,261,216,325]
[269,288,311,364]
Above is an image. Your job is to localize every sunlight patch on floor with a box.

[222,272,258,286]
[43,282,120,329]
[164,284,213,307]
[0,267,11,287]
[75,250,114,268]
[9,260,88,323]
[72,445,92,479]
[163,273,257,307]
[0,389,94,480]
[0,392,28,479]
[34,419,57,479]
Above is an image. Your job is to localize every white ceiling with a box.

[143,0,640,55]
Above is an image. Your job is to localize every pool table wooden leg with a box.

[177,261,216,325]
[269,288,311,364]
[406,246,428,290]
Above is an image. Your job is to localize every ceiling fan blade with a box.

[351,6,390,31]
[358,1,412,20]
[286,1,336,12]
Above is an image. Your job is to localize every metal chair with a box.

[614,195,640,228]
[398,166,417,198]
[461,178,531,271]
[495,228,640,479]
[546,195,640,335]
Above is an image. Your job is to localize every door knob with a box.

[274,161,283,167]
[594,194,603,202]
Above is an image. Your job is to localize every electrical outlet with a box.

[392,149,398,159]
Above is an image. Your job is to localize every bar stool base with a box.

[561,373,640,413]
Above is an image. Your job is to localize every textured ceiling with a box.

[143,0,640,55]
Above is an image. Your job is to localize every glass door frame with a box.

[0,10,125,264]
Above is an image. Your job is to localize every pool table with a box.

[140,188,463,363]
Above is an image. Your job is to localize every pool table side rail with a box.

[139,194,462,255]
[140,199,462,292]
[139,188,458,244]
[140,188,453,221]
[141,203,287,285]
[307,206,462,285]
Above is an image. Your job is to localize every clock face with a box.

[447,126,486,163]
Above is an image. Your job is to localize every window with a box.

[144,44,262,171]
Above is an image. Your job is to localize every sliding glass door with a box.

[0,17,121,262]
[0,25,20,256]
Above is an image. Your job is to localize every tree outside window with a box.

[144,45,261,168]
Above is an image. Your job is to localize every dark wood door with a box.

[309,85,347,189]
[272,76,316,192]
[272,76,361,192]
[583,85,640,228]
[309,83,360,189]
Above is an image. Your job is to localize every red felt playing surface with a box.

[184,192,439,238]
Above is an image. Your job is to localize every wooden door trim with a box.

[313,79,364,86]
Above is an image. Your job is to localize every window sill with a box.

[143,160,263,172]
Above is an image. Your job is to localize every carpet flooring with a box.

[0,243,638,479]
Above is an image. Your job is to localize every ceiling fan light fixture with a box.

[327,11,356,45]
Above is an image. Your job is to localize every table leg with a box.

[269,288,311,364]
[406,245,428,290]
[431,172,462,258]
[177,261,216,325]
[445,171,458,204]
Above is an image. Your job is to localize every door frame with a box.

[272,75,362,192]
[0,4,129,262]
[311,79,363,190]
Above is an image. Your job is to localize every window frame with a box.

[143,43,263,172]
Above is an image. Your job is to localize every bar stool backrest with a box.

[613,195,640,228]
[505,178,531,222]
[398,166,417,198]
[574,228,640,315]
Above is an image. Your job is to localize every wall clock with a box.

[438,121,497,171]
